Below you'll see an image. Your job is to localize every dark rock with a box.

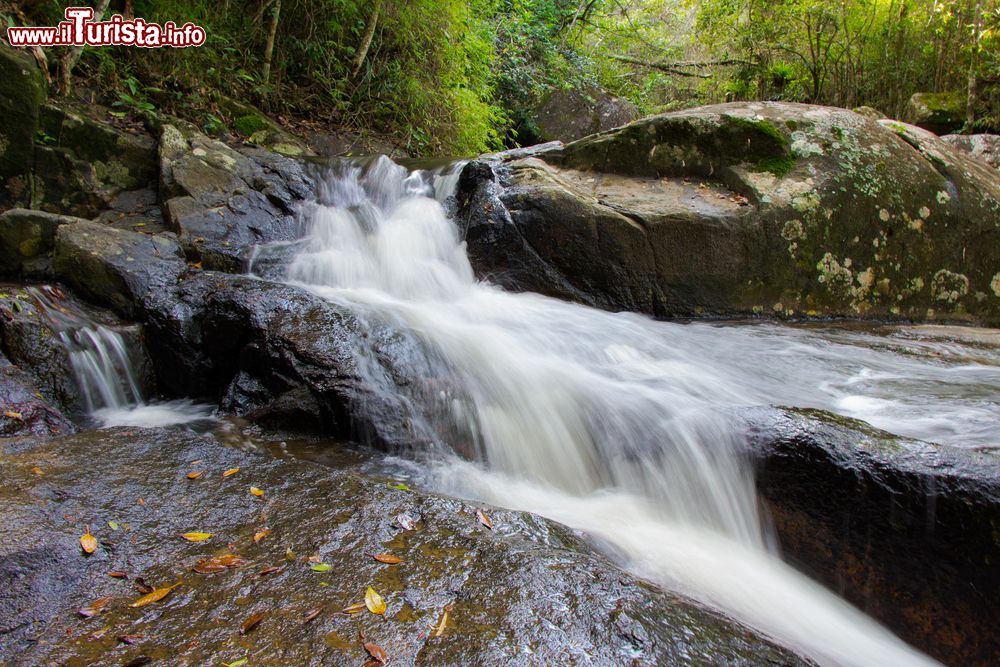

[0,284,155,417]
[0,45,46,211]
[53,221,186,319]
[904,91,966,135]
[0,426,806,666]
[0,353,73,439]
[142,272,437,449]
[158,122,313,272]
[941,133,1000,170]
[0,208,85,279]
[33,103,159,218]
[457,102,1000,325]
[745,407,1000,667]
[529,86,640,144]
[93,187,167,233]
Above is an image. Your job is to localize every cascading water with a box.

[271,156,999,666]
[28,287,212,428]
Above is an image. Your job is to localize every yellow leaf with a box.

[222,467,240,478]
[80,526,97,555]
[129,581,181,608]
[433,609,449,637]
[180,532,213,542]
[250,486,264,497]
[253,528,271,543]
[3,410,23,421]
[365,586,386,615]
[186,471,203,479]
[31,466,43,475]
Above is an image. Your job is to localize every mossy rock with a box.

[234,113,270,136]
[904,91,966,135]
[0,45,47,210]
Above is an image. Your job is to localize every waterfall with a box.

[27,287,212,428]
[277,157,958,666]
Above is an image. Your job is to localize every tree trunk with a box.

[262,0,282,86]
[967,0,983,125]
[59,0,111,96]
[351,0,383,78]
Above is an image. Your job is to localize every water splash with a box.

[28,287,213,428]
[274,156,985,665]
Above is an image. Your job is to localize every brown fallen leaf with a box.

[250,486,264,497]
[395,513,418,531]
[341,602,366,615]
[134,578,154,594]
[180,532,213,542]
[371,553,402,565]
[129,581,181,608]
[30,466,43,475]
[222,467,240,478]
[80,526,97,555]
[193,554,244,574]
[307,554,322,564]
[365,586,387,615]
[240,611,265,635]
[108,571,128,579]
[476,509,493,530]
[302,607,323,624]
[364,641,387,664]
[78,596,112,618]
[186,471,203,479]
[117,633,144,645]
[258,565,280,576]
[432,608,450,637]
[253,528,270,543]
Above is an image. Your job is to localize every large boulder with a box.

[904,91,966,135]
[0,426,804,666]
[141,272,439,449]
[53,221,187,319]
[158,121,312,272]
[0,45,46,211]
[456,102,1000,324]
[745,407,1000,667]
[528,86,640,144]
[941,133,1000,170]
[33,103,159,218]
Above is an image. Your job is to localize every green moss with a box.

[724,116,789,146]
[757,154,795,177]
[234,114,270,136]
[785,119,799,131]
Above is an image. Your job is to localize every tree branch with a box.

[609,54,756,78]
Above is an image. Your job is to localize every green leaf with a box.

[388,482,411,491]
[310,563,331,572]
[108,521,119,530]
[223,659,249,667]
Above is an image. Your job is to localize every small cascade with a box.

[27,286,212,428]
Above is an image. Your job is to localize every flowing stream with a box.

[263,157,1000,665]
[27,287,212,428]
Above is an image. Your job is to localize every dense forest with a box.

[4,0,999,155]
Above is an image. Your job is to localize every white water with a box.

[276,157,1000,665]
[27,288,213,428]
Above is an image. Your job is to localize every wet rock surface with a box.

[745,407,1000,667]
[0,208,86,280]
[158,121,313,273]
[457,102,1000,324]
[53,221,187,320]
[0,427,806,666]
[0,352,73,439]
[141,271,441,450]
